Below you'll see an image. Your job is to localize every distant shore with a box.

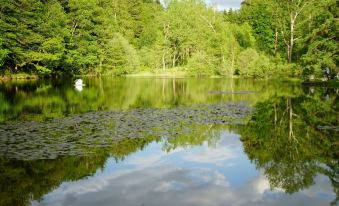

[4,72,339,88]
[0,73,39,80]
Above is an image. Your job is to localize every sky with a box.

[205,0,243,10]
[160,0,243,11]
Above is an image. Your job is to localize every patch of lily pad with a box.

[0,102,252,160]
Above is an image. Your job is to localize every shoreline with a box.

[5,72,335,86]
[0,74,39,80]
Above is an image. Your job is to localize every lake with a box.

[0,78,337,206]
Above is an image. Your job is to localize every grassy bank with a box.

[0,73,39,80]
[126,69,188,78]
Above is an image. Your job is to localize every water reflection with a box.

[29,132,335,206]
[239,87,338,205]
[0,78,301,122]
[0,78,337,206]
[74,79,85,92]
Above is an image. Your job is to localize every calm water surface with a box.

[0,78,337,206]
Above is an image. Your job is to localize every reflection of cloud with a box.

[31,132,335,206]
[128,155,162,167]
[183,132,241,166]
[32,165,335,206]
[300,175,336,198]
[250,175,271,194]
[218,131,243,148]
[127,142,185,168]
[184,147,236,166]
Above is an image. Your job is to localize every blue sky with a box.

[205,0,242,10]
[161,0,243,11]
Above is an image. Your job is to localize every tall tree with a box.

[300,0,338,77]
[0,0,68,73]
[273,0,317,63]
[239,0,275,54]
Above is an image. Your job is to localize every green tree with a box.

[272,0,318,63]
[240,0,275,54]
[0,0,68,74]
[0,38,9,68]
[300,0,339,77]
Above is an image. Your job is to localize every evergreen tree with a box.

[0,0,336,78]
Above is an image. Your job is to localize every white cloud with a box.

[205,0,242,10]
[160,0,242,11]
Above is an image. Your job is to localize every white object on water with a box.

[75,79,84,86]
[75,84,83,92]
[74,79,85,92]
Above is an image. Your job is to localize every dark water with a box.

[0,78,337,206]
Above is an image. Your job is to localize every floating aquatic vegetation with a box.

[0,103,252,160]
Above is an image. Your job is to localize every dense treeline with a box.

[226,0,338,78]
[0,0,337,78]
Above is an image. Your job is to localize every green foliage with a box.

[139,46,163,71]
[186,51,216,76]
[0,38,9,67]
[233,23,256,49]
[300,0,339,78]
[235,0,338,76]
[237,48,271,78]
[239,2,274,52]
[104,33,140,75]
[0,0,336,78]
[0,0,68,73]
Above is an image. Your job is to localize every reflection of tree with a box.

[162,124,224,152]
[0,156,107,206]
[0,121,226,206]
[0,136,159,206]
[239,91,338,202]
[0,78,303,122]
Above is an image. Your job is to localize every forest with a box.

[0,0,338,78]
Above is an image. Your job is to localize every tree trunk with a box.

[288,13,295,63]
[274,103,277,126]
[162,52,166,70]
[99,58,103,76]
[172,53,176,68]
[231,45,235,75]
[163,23,169,70]
[274,28,278,56]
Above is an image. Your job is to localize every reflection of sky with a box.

[31,131,335,206]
